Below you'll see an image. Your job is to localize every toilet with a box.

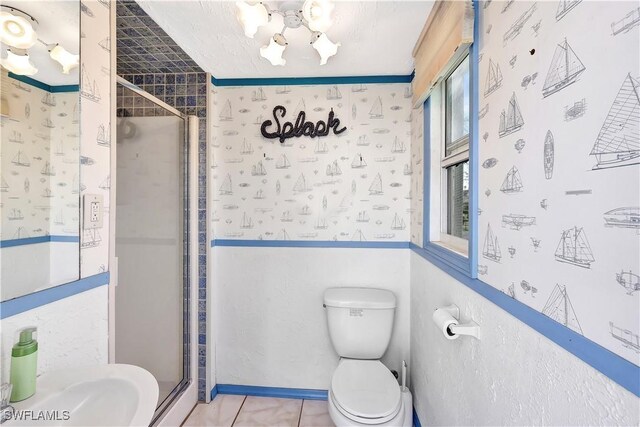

[324,288,412,427]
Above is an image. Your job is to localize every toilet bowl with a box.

[327,359,412,427]
[323,288,413,427]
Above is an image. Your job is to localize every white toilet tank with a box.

[323,287,396,359]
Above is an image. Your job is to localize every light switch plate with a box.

[83,194,104,229]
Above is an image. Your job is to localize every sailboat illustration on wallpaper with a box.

[8,209,24,220]
[252,161,267,176]
[72,103,79,124]
[391,214,406,230]
[219,174,232,195]
[351,154,367,168]
[1,175,8,192]
[369,174,383,195]
[13,227,29,239]
[369,97,383,119]
[293,99,306,118]
[543,285,583,334]
[610,322,640,353]
[555,226,595,268]
[352,84,367,93]
[326,85,342,100]
[356,211,370,222]
[484,59,503,97]
[240,212,253,229]
[498,93,524,137]
[217,101,232,122]
[483,224,501,262]
[97,124,109,146]
[612,7,640,35]
[542,38,586,98]
[314,139,329,154]
[315,218,328,229]
[589,74,640,170]
[275,154,291,169]
[556,0,582,21]
[391,137,406,153]
[82,229,102,248]
[352,229,366,241]
[617,270,640,295]
[500,166,523,193]
[240,139,253,154]
[293,174,311,192]
[54,210,65,226]
[326,160,342,176]
[41,161,55,176]
[12,151,30,167]
[80,65,101,102]
[41,118,55,129]
[9,131,24,143]
[41,92,56,107]
[544,131,555,179]
[252,87,267,102]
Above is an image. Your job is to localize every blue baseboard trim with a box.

[8,72,79,93]
[413,409,422,427]
[0,235,80,248]
[211,74,413,87]
[210,385,218,401]
[212,239,411,249]
[0,272,110,319]
[216,384,328,401]
[410,243,640,397]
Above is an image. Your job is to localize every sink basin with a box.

[7,364,158,426]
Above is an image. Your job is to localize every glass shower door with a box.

[114,83,189,413]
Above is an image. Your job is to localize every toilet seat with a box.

[330,359,402,424]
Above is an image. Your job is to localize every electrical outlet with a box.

[83,194,104,230]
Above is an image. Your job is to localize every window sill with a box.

[418,241,472,278]
[432,239,468,258]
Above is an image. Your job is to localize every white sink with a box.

[7,364,158,426]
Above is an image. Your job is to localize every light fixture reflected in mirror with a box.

[48,44,79,74]
[302,0,333,32]
[0,48,37,76]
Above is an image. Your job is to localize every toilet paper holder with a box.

[435,304,481,340]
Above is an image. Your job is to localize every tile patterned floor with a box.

[183,395,335,427]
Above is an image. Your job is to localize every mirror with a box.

[1,1,80,301]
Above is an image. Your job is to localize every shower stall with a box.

[112,76,198,424]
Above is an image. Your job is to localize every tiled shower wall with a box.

[119,72,209,401]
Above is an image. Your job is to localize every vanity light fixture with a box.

[236,0,340,66]
[0,48,37,76]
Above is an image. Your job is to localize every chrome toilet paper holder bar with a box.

[438,304,481,340]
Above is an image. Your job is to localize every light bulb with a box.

[260,35,287,66]
[1,48,37,76]
[236,1,270,38]
[302,0,333,32]
[311,32,339,65]
[0,11,37,49]
[48,44,79,74]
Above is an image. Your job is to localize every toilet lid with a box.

[331,360,401,420]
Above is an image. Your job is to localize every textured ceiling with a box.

[116,0,202,75]
[137,1,434,79]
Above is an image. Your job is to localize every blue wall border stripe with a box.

[216,384,328,401]
[212,239,410,249]
[0,272,110,319]
[8,72,79,93]
[410,243,640,397]
[0,235,80,248]
[211,74,413,87]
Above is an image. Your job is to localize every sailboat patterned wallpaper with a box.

[210,83,412,242]
[480,0,640,365]
[1,79,79,241]
[79,0,112,278]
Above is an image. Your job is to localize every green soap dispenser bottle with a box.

[9,327,38,402]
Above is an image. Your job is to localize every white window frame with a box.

[428,54,470,257]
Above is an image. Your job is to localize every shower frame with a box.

[110,76,199,426]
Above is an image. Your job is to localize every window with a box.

[440,55,470,252]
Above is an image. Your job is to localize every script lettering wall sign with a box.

[261,105,347,143]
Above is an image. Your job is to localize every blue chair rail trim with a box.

[0,272,110,319]
[413,409,422,427]
[0,235,80,248]
[211,74,413,87]
[215,384,328,401]
[212,239,411,249]
[410,242,640,397]
[8,72,79,93]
